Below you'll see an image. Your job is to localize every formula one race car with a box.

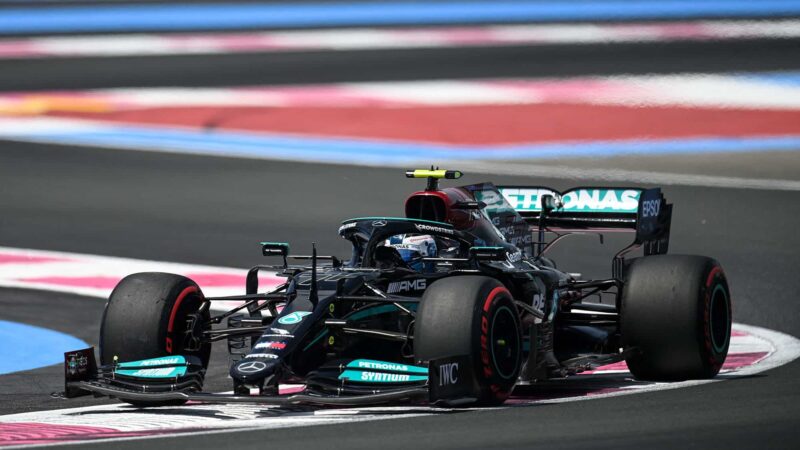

[61,169,732,407]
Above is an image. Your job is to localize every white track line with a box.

[4,73,800,110]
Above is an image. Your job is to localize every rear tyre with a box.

[415,276,522,406]
[621,255,731,380]
[100,272,211,406]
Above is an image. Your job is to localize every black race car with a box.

[61,169,731,407]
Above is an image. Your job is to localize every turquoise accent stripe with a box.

[260,241,290,247]
[116,355,188,378]
[117,355,187,368]
[346,359,428,374]
[347,304,400,321]
[0,320,88,375]
[3,1,800,34]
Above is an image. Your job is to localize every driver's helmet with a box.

[384,234,437,272]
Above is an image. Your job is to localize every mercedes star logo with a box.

[237,361,267,373]
[372,220,388,227]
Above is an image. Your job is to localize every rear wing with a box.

[497,186,672,256]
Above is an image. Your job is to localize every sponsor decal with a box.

[386,278,427,294]
[277,311,312,325]
[429,356,473,401]
[532,293,545,311]
[501,188,558,212]
[404,235,432,243]
[557,189,640,213]
[501,188,640,213]
[118,367,185,378]
[338,222,357,233]
[338,370,428,383]
[438,362,459,387]
[415,223,454,235]
[254,341,287,350]
[507,234,533,247]
[244,353,279,359]
[475,190,505,210]
[136,356,182,366]
[66,353,87,376]
[360,372,408,382]
[237,360,268,373]
[497,225,515,237]
[297,271,351,285]
[506,250,522,263]
[372,220,388,227]
[347,359,427,374]
[269,328,290,335]
[116,355,187,378]
[641,198,661,218]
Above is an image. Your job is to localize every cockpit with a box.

[337,171,532,272]
[338,217,470,272]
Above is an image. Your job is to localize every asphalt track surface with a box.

[1,26,800,450]
[2,39,800,91]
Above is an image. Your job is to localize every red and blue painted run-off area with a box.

[1,72,799,163]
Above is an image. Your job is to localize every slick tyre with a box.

[100,272,211,406]
[621,255,732,380]
[415,276,522,406]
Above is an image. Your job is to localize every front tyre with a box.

[100,272,211,406]
[415,276,522,406]
[621,255,732,380]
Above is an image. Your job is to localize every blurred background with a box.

[1,0,799,277]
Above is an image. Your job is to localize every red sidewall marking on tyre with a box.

[702,265,729,370]
[705,265,722,288]
[166,286,200,353]
[480,286,513,399]
[483,286,508,312]
[481,287,509,378]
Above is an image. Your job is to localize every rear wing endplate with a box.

[497,186,672,256]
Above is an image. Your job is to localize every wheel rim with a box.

[709,284,730,354]
[168,289,209,358]
[490,305,520,380]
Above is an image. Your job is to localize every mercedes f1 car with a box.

[61,169,732,407]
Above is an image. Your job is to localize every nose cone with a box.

[231,358,276,382]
